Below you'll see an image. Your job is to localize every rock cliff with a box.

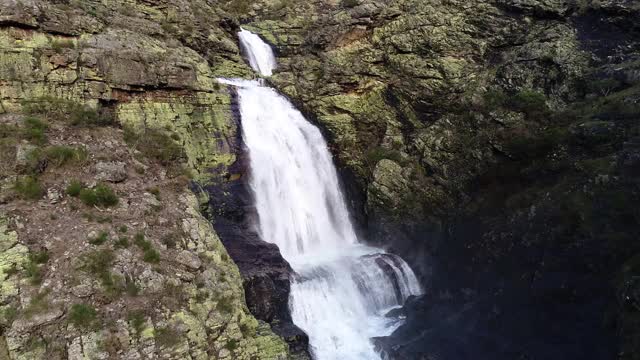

[240,0,640,359]
[0,0,290,358]
[1,0,639,359]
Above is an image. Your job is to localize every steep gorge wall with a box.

[241,0,640,359]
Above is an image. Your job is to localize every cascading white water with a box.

[224,30,422,360]
[238,28,277,76]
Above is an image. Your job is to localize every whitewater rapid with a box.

[222,29,422,360]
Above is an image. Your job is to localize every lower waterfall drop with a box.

[221,30,422,360]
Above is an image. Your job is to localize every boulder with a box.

[95,161,127,183]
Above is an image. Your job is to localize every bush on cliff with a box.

[22,97,115,127]
[14,176,44,200]
[124,127,185,166]
[79,184,119,207]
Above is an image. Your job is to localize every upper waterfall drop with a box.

[238,28,277,76]
[231,30,422,360]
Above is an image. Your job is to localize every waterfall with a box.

[223,30,422,360]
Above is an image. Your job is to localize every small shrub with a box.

[14,176,44,200]
[133,232,150,250]
[79,184,118,207]
[25,251,48,285]
[226,0,251,15]
[29,250,49,264]
[21,97,114,127]
[482,89,507,110]
[508,90,549,120]
[148,187,160,199]
[24,291,50,317]
[225,339,239,351]
[124,274,139,296]
[4,264,19,278]
[51,38,75,52]
[96,214,112,224]
[239,322,255,337]
[216,296,234,314]
[143,248,160,264]
[365,148,406,169]
[89,231,109,245]
[70,105,115,127]
[83,249,115,288]
[22,117,48,144]
[68,303,97,328]
[161,233,178,249]
[127,310,146,335]
[124,127,185,166]
[115,236,130,249]
[2,306,18,325]
[154,326,182,348]
[118,225,128,233]
[0,123,18,138]
[66,180,83,197]
[133,232,160,263]
[45,146,87,167]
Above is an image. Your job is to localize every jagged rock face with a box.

[243,0,640,359]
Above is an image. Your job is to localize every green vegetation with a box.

[143,248,160,263]
[22,97,115,127]
[51,38,75,53]
[225,339,239,351]
[479,89,549,121]
[508,90,548,119]
[22,117,48,144]
[225,0,251,16]
[66,180,83,197]
[148,187,160,199]
[2,306,18,325]
[127,310,146,335]
[43,146,88,167]
[365,147,407,170]
[81,212,112,223]
[216,295,234,314]
[14,176,44,200]
[342,0,360,7]
[124,127,185,166]
[502,126,568,159]
[89,231,109,245]
[124,274,139,296]
[82,249,115,290]
[68,303,97,329]
[161,233,178,249]
[115,236,130,249]
[133,232,160,264]
[25,250,49,285]
[154,326,182,348]
[118,225,128,233]
[23,291,50,317]
[79,184,119,207]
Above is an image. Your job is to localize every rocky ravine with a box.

[241,0,640,359]
[1,0,639,360]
